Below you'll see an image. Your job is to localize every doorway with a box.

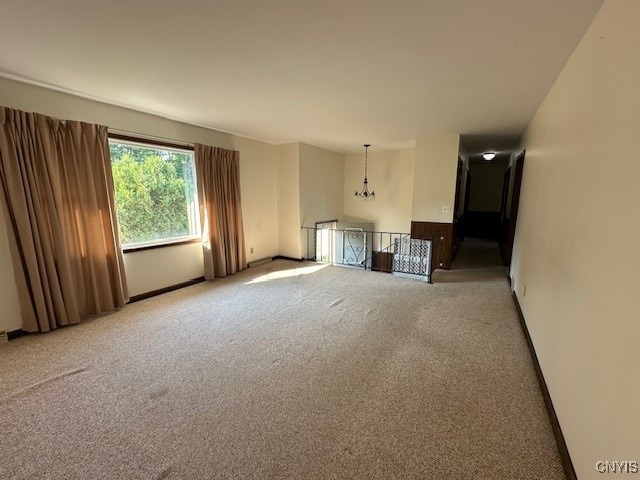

[500,150,525,267]
[464,158,509,241]
[315,220,337,263]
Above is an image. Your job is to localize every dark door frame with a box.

[452,157,464,256]
[502,150,525,267]
[499,165,512,249]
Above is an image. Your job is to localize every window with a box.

[108,138,200,249]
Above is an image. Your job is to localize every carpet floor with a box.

[0,240,565,479]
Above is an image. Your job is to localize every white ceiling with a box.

[0,0,603,154]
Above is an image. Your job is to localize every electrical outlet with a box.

[250,247,254,254]
[523,286,527,298]
[442,205,451,213]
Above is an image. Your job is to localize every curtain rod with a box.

[108,128,195,149]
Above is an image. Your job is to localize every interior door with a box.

[499,166,512,249]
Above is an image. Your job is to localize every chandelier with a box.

[354,144,375,198]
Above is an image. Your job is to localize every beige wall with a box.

[299,143,344,258]
[0,76,279,331]
[344,148,415,234]
[299,143,344,228]
[511,1,639,478]
[232,136,279,262]
[276,143,301,259]
[123,243,204,297]
[411,135,460,222]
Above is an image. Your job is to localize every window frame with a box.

[108,134,201,253]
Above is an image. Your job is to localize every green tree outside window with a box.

[109,142,198,246]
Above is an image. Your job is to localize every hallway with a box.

[432,238,507,284]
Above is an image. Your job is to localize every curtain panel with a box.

[0,107,128,332]
[194,144,246,280]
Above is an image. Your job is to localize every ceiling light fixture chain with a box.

[354,144,375,198]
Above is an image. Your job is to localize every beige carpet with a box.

[0,240,565,479]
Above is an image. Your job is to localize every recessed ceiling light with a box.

[483,152,496,161]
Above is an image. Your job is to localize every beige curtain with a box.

[195,144,246,279]
[0,107,128,333]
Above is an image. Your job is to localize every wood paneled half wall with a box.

[410,221,454,270]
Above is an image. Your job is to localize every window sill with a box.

[123,237,201,254]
